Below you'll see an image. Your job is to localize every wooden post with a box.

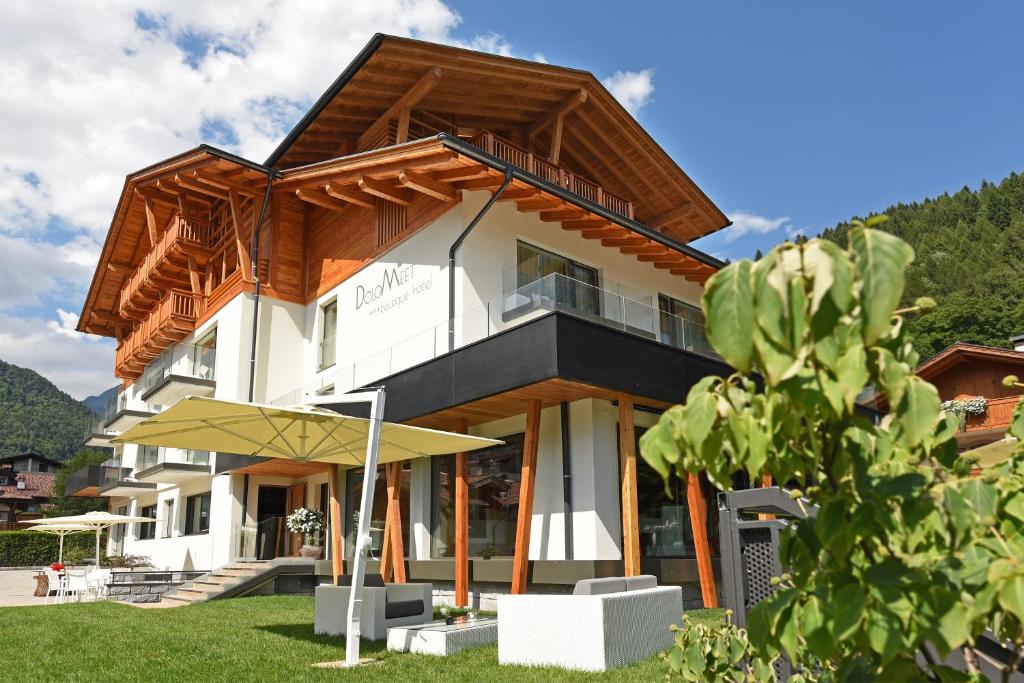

[228,191,254,282]
[455,418,470,606]
[618,396,641,577]
[686,473,718,608]
[328,464,343,585]
[385,462,406,582]
[511,400,542,594]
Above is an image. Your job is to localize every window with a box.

[162,499,175,538]
[137,445,159,472]
[137,505,157,540]
[431,433,525,559]
[319,300,337,371]
[184,492,211,535]
[514,241,600,316]
[193,328,217,379]
[658,294,712,354]
[344,464,409,559]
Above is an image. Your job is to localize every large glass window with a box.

[515,241,600,315]
[634,426,720,557]
[185,492,211,535]
[193,328,217,379]
[431,433,525,559]
[137,504,157,540]
[658,294,712,354]
[344,464,409,559]
[319,300,338,371]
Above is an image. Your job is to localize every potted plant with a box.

[286,507,325,559]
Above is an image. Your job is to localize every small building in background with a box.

[0,453,60,527]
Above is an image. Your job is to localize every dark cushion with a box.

[337,574,386,588]
[385,599,425,619]
[573,577,627,596]
[625,575,658,591]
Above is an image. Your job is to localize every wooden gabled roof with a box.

[77,146,271,338]
[266,34,729,243]
[916,342,1024,381]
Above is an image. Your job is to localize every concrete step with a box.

[161,596,194,607]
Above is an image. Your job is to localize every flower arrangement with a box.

[940,396,988,429]
[285,507,325,543]
[49,562,64,572]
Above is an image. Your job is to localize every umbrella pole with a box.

[95,528,101,568]
[343,388,386,667]
[59,533,64,564]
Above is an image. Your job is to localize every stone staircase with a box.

[162,558,316,606]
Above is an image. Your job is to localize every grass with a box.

[0,595,724,682]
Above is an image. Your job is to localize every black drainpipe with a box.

[447,167,514,352]
[247,172,276,402]
[560,401,573,559]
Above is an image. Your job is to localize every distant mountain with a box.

[821,171,1024,358]
[0,359,96,461]
[82,386,117,415]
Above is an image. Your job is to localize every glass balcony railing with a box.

[141,342,217,395]
[100,458,132,488]
[274,272,715,405]
[135,447,211,474]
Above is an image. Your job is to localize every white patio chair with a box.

[87,568,111,601]
[43,568,62,605]
[62,568,90,603]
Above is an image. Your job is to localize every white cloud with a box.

[724,211,793,243]
[602,68,655,116]
[48,309,96,341]
[0,313,114,399]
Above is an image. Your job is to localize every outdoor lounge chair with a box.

[497,575,682,671]
[314,575,433,641]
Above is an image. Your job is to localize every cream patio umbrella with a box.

[113,390,500,667]
[30,511,154,568]
[25,523,92,563]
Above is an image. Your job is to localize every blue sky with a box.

[1,1,1022,398]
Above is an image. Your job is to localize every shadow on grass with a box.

[255,623,388,654]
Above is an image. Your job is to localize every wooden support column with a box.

[618,396,641,577]
[186,255,202,296]
[143,198,158,248]
[511,400,543,595]
[228,191,254,282]
[382,462,407,582]
[454,418,470,606]
[328,463,344,585]
[686,473,718,608]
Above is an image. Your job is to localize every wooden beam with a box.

[324,183,375,209]
[511,399,543,595]
[687,473,718,608]
[528,88,588,137]
[173,173,230,200]
[386,462,407,582]
[395,106,411,144]
[549,115,565,165]
[228,191,253,282]
[329,464,344,584]
[621,245,670,256]
[106,262,133,277]
[561,218,610,231]
[538,208,587,222]
[295,188,350,213]
[601,236,647,248]
[455,176,507,191]
[186,255,202,296]
[358,176,414,206]
[193,170,262,196]
[495,187,541,202]
[135,186,179,208]
[455,418,470,607]
[432,165,489,182]
[143,199,158,248]
[580,228,629,241]
[398,170,455,201]
[515,197,564,213]
[618,396,641,577]
[357,66,443,150]
[649,204,695,229]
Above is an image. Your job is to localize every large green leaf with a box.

[702,260,754,372]
[849,226,914,345]
[897,376,940,448]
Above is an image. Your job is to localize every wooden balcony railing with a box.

[115,289,205,380]
[965,395,1022,432]
[470,131,635,220]
[118,214,214,318]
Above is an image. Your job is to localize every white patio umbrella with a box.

[31,511,154,568]
[25,523,92,563]
[113,390,500,667]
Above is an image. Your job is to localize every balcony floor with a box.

[134,462,211,485]
[141,375,216,406]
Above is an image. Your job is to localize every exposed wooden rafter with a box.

[358,176,414,206]
[228,191,253,282]
[357,66,443,150]
[528,88,587,137]
[295,188,349,212]
[398,169,455,201]
[324,182,375,208]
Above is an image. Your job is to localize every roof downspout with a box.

[247,172,276,402]
[447,167,514,352]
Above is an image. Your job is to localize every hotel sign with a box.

[354,264,434,317]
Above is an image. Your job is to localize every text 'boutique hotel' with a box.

[73,35,732,608]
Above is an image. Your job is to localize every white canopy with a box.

[25,523,92,563]
[31,511,154,566]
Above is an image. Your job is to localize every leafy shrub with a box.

[664,610,776,682]
[0,531,96,567]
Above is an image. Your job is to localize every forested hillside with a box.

[0,359,96,460]
[820,171,1024,358]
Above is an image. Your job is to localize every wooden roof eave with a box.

[77,146,271,337]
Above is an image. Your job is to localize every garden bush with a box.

[0,530,98,567]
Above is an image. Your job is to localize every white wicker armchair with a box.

[498,576,682,671]
[314,577,433,641]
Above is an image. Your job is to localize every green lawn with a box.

[0,595,723,682]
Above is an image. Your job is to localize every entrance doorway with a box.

[255,486,288,560]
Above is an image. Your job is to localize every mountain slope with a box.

[820,171,1024,358]
[0,359,96,460]
[82,386,117,415]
